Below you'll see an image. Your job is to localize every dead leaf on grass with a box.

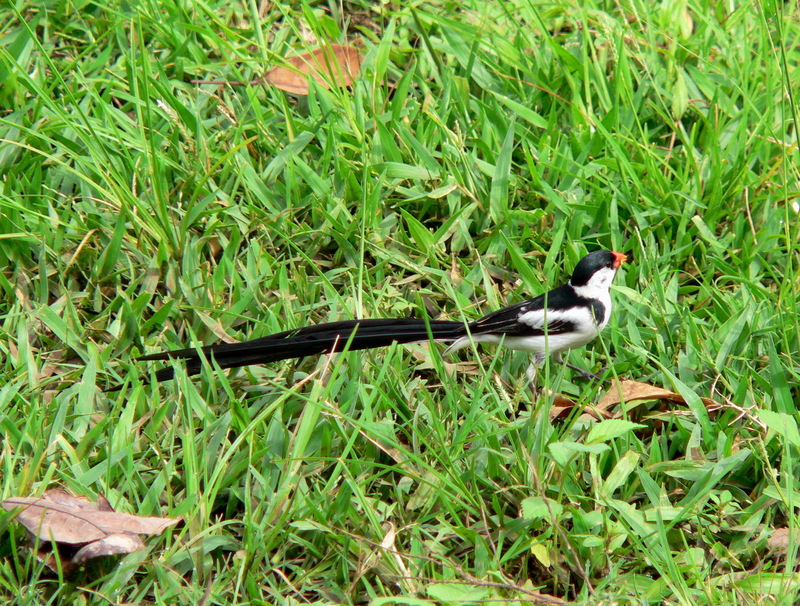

[548,391,618,421]
[768,527,792,551]
[72,533,145,564]
[2,489,180,572]
[258,44,362,95]
[550,393,578,420]
[191,44,362,92]
[597,380,722,416]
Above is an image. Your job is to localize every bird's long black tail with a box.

[124,318,466,387]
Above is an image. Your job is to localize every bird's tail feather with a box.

[114,318,465,389]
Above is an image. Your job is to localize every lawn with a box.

[1,0,799,604]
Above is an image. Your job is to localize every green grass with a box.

[1,0,799,603]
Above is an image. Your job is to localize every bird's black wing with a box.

[468,285,579,337]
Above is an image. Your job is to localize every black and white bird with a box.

[131,249,626,386]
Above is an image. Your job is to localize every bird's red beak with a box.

[612,251,627,269]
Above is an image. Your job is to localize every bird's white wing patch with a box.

[517,307,595,330]
[517,308,546,329]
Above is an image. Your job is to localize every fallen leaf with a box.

[597,380,682,410]
[548,392,612,421]
[597,380,721,415]
[2,489,180,572]
[450,257,461,283]
[259,44,362,95]
[73,533,145,563]
[550,393,578,420]
[767,527,798,553]
[4,497,179,543]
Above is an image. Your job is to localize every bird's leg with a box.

[525,352,548,394]
[565,363,608,383]
[525,362,538,392]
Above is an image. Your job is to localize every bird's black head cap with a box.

[569,250,626,286]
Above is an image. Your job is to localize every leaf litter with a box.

[550,379,726,422]
[2,489,180,573]
[193,44,362,95]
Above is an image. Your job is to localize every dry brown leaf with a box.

[3,496,179,543]
[38,349,66,382]
[73,533,145,563]
[767,527,793,551]
[2,489,180,571]
[550,393,578,420]
[597,380,721,414]
[548,392,614,422]
[597,380,682,411]
[260,44,362,95]
[450,257,462,283]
